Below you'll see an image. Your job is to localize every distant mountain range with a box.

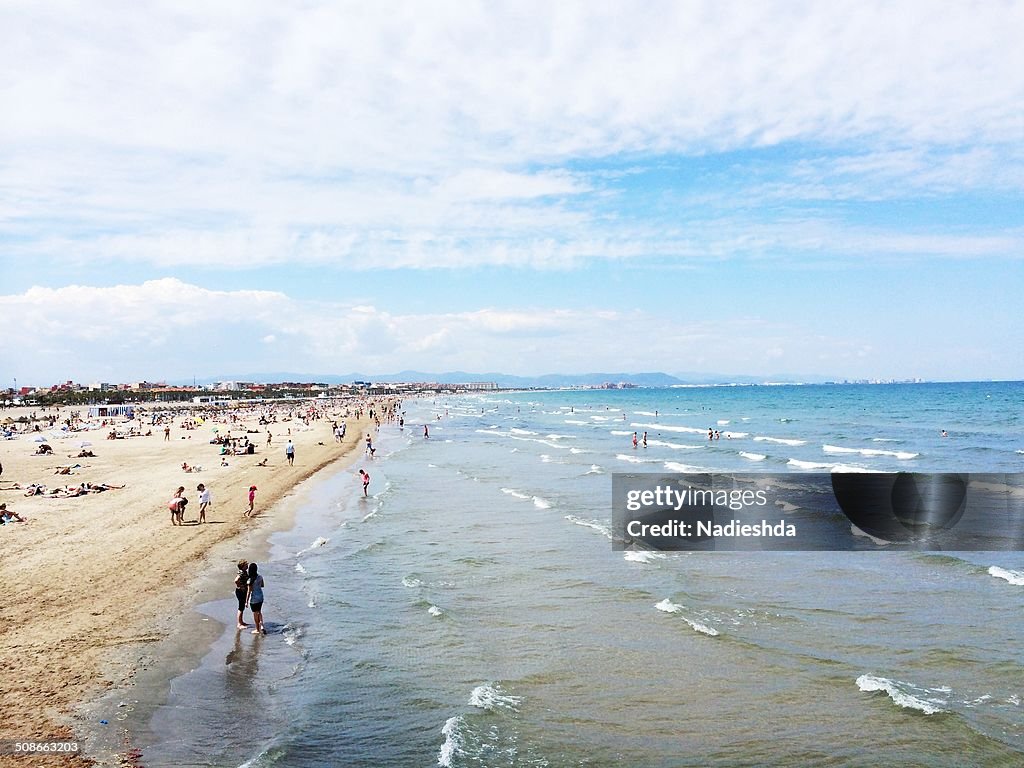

[184,370,833,388]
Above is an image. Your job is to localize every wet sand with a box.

[0,402,370,767]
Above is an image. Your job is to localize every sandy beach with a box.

[0,400,373,767]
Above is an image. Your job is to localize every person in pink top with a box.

[245,485,257,517]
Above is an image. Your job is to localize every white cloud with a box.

[1,2,1022,272]
[0,279,895,383]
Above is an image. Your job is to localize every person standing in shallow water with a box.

[234,560,249,630]
[246,562,266,635]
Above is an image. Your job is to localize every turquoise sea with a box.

[109,383,1024,766]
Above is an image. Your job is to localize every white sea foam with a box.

[428,605,443,617]
[616,453,653,464]
[851,525,891,545]
[610,430,633,436]
[872,438,900,443]
[546,433,573,440]
[655,598,682,613]
[565,515,612,539]
[569,447,590,454]
[294,563,307,574]
[564,419,588,425]
[402,576,423,588]
[856,675,945,714]
[532,496,552,509]
[655,599,719,635]
[988,565,1024,585]
[500,488,530,500]
[755,436,807,446]
[824,444,919,460]
[438,716,463,767]
[787,459,868,472]
[664,461,700,472]
[584,464,604,475]
[295,536,329,555]
[717,420,730,425]
[739,452,766,461]
[775,501,799,512]
[724,431,749,438]
[648,439,702,450]
[632,422,707,435]
[624,550,667,563]
[510,428,537,435]
[469,683,522,712]
[682,617,719,636]
[635,410,658,416]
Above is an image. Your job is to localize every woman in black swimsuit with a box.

[234,559,249,630]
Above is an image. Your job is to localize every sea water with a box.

[134,383,1024,767]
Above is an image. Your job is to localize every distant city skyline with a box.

[1,2,1022,384]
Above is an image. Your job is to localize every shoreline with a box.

[0,401,375,768]
[77,449,363,767]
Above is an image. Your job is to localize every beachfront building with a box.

[88,404,135,419]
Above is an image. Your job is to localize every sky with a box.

[1,1,1023,386]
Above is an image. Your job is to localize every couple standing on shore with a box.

[234,560,266,635]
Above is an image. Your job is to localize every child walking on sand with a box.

[245,485,257,517]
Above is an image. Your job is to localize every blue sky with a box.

[1,1,1022,385]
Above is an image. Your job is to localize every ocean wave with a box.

[468,683,522,712]
[295,536,329,556]
[755,436,807,446]
[855,674,945,714]
[635,410,658,416]
[532,496,552,509]
[823,444,918,460]
[565,515,612,539]
[428,605,444,617]
[654,599,719,635]
[632,422,707,435]
[564,419,588,425]
[584,464,604,475]
[647,439,703,450]
[610,430,633,436]
[438,716,463,767]
[294,563,307,574]
[510,428,537,435]
[851,525,890,545]
[787,458,868,472]
[282,623,303,647]
[569,447,591,454]
[402,576,423,588]
[664,461,701,472]
[717,420,730,425]
[739,452,766,461]
[988,565,1024,585]
[616,453,658,464]
[624,550,667,564]
[500,488,530,500]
